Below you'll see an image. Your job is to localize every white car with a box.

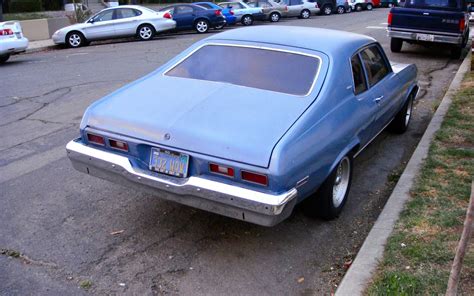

[274,0,320,18]
[0,21,29,64]
[350,0,374,11]
[52,5,176,48]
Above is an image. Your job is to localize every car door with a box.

[83,9,116,40]
[114,8,141,37]
[359,45,400,134]
[173,5,196,29]
[288,0,304,16]
[226,2,245,18]
[350,52,379,146]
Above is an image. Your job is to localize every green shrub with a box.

[8,0,43,13]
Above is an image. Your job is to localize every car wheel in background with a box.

[214,23,225,30]
[390,37,403,52]
[346,6,352,12]
[300,9,311,19]
[0,54,10,64]
[195,19,210,33]
[269,12,280,22]
[322,5,332,15]
[388,93,414,133]
[304,155,353,220]
[241,15,254,25]
[137,24,155,41]
[355,4,363,11]
[366,3,373,10]
[337,6,345,14]
[388,3,394,7]
[66,31,85,48]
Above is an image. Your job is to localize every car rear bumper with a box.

[66,139,298,226]
[0,36,28,56]
[388,28,463,45]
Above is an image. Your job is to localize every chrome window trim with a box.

[163,42,323,97]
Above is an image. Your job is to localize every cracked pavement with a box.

[0,9,465,295]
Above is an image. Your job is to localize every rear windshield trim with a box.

[163,42,323,97]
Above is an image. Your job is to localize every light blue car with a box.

[67,26,418,226]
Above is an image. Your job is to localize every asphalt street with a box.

[0,8,466,295]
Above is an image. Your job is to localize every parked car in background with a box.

[274,0,320,18]
[67,26,418,226]
[0,21,28,63]
[336,0,351,13]
[351,0,375,11]
[388,0,471,58]
[247,0,288,22]
[159,4,226,33]
[52,5,176,48]
[380,0,397,7]
[195,1,236,26]
[313,0,336,15]
[218,1,265,25]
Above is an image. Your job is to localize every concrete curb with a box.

[25,44,58,54]
[336,51,472,295]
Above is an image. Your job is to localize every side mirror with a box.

[88,19,95,24]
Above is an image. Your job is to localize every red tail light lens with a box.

[215,9,222,16]
[0,29,13,35]
[230,9,234,15]
[163,12,172,19]
[388,12,393,26]
[87,133,105,146]
[241,171,268,186]
[109,139,129,152]
[459,18,465,32]
[210,163,234,177]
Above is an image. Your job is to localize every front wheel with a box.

[322,5,332,15]
[337,6,345,14]
[304,155,353,220]
[0,54,10,64]
[390,37,403,52]
[388,94,414,134]
[194,19,210,33]
[269,12,280,22]
[355,4,363,11]
[66,31,85,48]
[300,9,311,19]
[137,24,155,41]
[366,3,373,10]
[241,15,254,26]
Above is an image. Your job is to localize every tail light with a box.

[215,9,222,16]
[459,18,465,32]
[163,12,172,19]
[315,3,319,8]
[0,29,13,36]
[109,139,129,152]
[388,12,393,26]
[285,5,288,11]
[210,163,234,178]
[230,9,234,15]
[87,133,105,146]
[241,171,268,186]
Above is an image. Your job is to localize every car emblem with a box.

[164,133,171,140]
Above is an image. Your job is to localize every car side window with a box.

[116,8,138,19]
[351,54,368,95]
[199,3,213,9]
[175,6,194,14]
[360,46,390,87]
[93,10,114,22]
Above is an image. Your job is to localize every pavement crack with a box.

[1,248,58,269]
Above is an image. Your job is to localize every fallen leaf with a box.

[110,230,124,235]
[297,277,304,284]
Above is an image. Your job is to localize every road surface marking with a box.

[366,26,387,30]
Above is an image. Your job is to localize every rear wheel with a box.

[300,9,311,19]
[304,155,353,220]
[322,4,332,15]
[366,3,373,10]
[137,24,155,41]
[241,15,254,25]
[388,94,413,134]
[269,12,280,22]
[194,19,210,33]
[390,37,403,52]
[0,54,10,64]
[337,6,345,14]
[355,4,363,11]
[66,31,85,48]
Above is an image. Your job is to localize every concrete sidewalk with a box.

[25,39,57,53]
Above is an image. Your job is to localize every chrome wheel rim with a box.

[324,7,331,14]
[367,4,373,10]
[196,21,208,32]
[243,16,252,25]
[332,157,350,208]
[139,26,152,39]
[69,34,81,47]
[271,13,279,22]
[356,5,362,11]
[302,10,310,18]
[388,3,393,7]
[338,7,344,13]
[405,98,413,126]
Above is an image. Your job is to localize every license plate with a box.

[149,148,189,178]
[15,32,21,39]
[416,33,434,42]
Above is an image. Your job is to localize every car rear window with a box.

[165,45,321,96]
[405,0,461,10]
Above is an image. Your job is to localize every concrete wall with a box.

[20,17,71,41]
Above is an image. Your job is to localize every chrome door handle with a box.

[374,96,384,103]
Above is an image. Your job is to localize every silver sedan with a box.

[53,5,176,48]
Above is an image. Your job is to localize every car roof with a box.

[207,26,376,55]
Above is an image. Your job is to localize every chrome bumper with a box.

[388,29,462,45]
[66,139,298,226]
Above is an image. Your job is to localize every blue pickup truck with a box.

[388,0,472,58]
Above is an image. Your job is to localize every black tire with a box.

[390,37,403,52]
[337,6,345,14]
[346,6,352,13]
[269,12,280,22]
[304,155,353,220]
[241,14,254,26]
[450,46,463,59]
[355,4,363,11]
[214,23,225,30]
[322,4,333,15]
[0,54,10,64]
[66,31,85,48]
[137,24,155,41]
[194,19,210,33]
[300,9,311,19]
[388,94,414,134]
[366,3,373,10]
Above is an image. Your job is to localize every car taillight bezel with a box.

[87,133,105,146]
[209,163,235,178]
[241,170,268,186]
[459,18,465,32]
[0,29,13,36]
[387,12,393,26]
[109,138,129,152]
[163,12,172,19]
